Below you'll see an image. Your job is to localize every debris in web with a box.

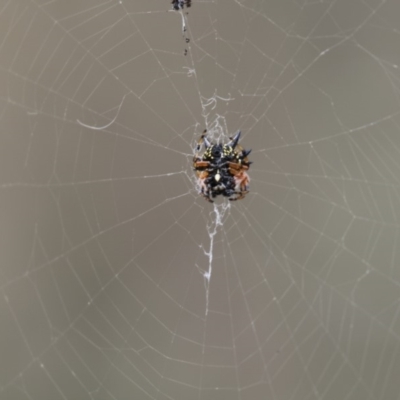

[171,0,191,55]
[171,0,192,11]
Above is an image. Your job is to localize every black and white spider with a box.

[193,130,252,202]
[171,0,192,11]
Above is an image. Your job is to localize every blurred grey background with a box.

[1,1,400,399]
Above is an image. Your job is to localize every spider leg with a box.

[203,194,214,203]
[229,190,248,201]
[195,171,214,202]
[200,184,214,203]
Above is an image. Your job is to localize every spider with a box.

[193,130,252,202]
[171,0,192,11]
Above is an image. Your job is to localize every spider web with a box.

[2,0,400,399]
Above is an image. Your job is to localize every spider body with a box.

[171,0,192,11]
[193,130,252,202]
